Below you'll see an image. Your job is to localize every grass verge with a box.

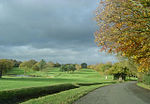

[21,84,111,104]
[137,83,150,90]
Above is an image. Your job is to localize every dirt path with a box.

[74,81,150,104]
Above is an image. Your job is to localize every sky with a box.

[0,0,117,64]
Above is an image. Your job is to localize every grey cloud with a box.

[0,0,117,64]
[0,45,117,64]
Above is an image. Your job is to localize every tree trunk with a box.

[0,70,2,78]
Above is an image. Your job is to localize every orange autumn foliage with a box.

[95,0,150,72]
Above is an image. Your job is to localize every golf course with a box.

[0,0,149,104]
[0,67,115,104]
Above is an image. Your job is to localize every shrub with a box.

[0,83,79,104]
[60,64,76,72]
[81,63,87,68]
[142,75,150,85]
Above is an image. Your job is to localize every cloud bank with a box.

[0,0,117,64]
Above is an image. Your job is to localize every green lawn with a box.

[0,67,113,91]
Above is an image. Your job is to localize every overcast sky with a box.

[0,0,117,64]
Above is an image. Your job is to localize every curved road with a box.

[74,81,150,104]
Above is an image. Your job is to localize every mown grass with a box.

[21,84,110,104]
[0,68,113,91]
[137,83,150,90]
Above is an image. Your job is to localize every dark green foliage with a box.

[81,63,87,68]
[10,59,22,67]
[60,64,76,72]
[32,64,40,71]
[0,83,79,104]
[55,62,61,67]
[38,59,47,70]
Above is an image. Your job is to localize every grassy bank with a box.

[137,83,150,90]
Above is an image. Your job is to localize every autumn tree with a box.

[19,59,37,74]
[106,62,129,80]
[95,0,150,72]
[0,59,13,78]
[75,64,81,70]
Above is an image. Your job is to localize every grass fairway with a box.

[0,68,113,91]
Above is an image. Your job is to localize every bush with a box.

[81,63,87,68]
[60,64,76,72]
[142,75,150,85]
[0,84,79,104]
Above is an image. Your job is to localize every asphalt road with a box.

[74,81,150,104]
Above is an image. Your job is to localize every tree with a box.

[107,62,129,80]
[55,62,61,67]
[38,59,47,70]
[95,0,150,72]
[106,61,137,80]
[32,64,40,71]
[81,63,87,68]
[75,64,81,70]
[0,59,13,78]
[47,61,55,67]
[19,59,37,74]
[10,59,22,67]
[60,64,76,73]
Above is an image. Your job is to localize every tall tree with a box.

[95,0,150,72]
[19,59,37,74]
[0,59,13,78]
[38,59,47,70]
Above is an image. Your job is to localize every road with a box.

[74,81,150,104]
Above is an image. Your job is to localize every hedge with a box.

[0,83,79,104]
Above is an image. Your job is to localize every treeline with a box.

[19,59,62,74]
[0,59,88,78]
[88,60,137,81]
[0,59,61,78]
